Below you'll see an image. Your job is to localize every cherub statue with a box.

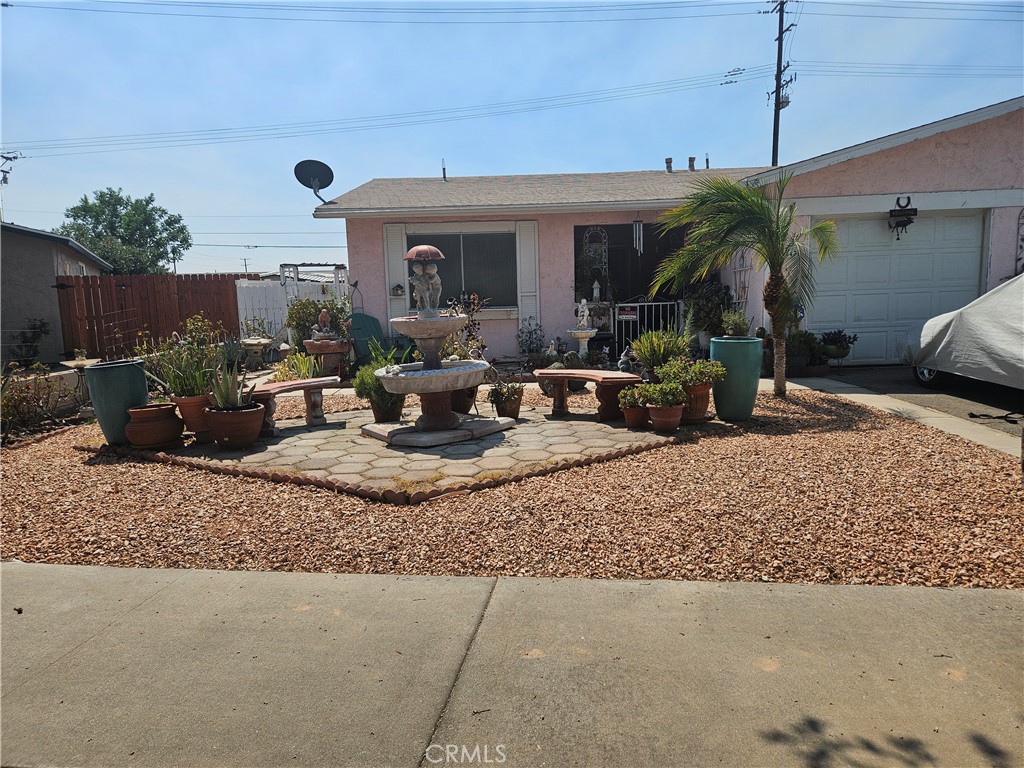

[576,299,590,329]
[424,262,442,310]
[409,262,429,311]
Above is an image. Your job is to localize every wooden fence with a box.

[55,273,258,360]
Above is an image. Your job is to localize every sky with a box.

[2,0,1022,276]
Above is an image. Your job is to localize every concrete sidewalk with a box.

[3,563,1021,767]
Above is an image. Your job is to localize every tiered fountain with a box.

[363,245,514,446]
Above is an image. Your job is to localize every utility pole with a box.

[770,0,796,166]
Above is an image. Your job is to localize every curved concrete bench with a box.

[252,376,342,436]
[534,369,642,422]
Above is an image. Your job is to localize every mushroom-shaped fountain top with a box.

[404,244,445,262]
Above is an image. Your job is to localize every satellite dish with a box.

[294,159,335,204]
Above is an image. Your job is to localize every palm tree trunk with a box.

[769,312,788,397]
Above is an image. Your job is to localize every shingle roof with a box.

[314,167,771,218]
[1,221,114,271]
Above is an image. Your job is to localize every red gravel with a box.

[3,390,1021,588]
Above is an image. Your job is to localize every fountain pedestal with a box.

[567,328,597,354]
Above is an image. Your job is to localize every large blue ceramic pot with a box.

[84,359,149,445]
[710,337,762,422]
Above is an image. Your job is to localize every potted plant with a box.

[720,309,751,337]
[617,385,649,430]
[353,363,406,423]
[488,377,525,419]
[820,329,859,361]
[656,357,727,423]
[125,402,184,450]
[136,314,222,443]
[203,363,264,449]
[641,381,687,432]
[630,328,691,381]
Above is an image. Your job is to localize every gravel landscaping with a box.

[3,390,1021,589]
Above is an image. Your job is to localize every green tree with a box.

[54,187,191,274]
[652,173,839,397]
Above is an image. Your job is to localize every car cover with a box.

[906,273,1023,389]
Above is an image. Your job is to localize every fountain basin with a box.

[390,314,466,340]
[375,360,489,395]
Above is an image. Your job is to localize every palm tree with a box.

[651,172,839,397]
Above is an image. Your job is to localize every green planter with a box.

[710,337,762,422]
[85,359,149,445]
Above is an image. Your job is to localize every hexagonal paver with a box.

[476,456,517,471]
[510,449,553,462]
[362,467,403,479]
[442,464,482,477]
[328,462,374,475]
[368,456,409,468]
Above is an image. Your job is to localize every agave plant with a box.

[208,363,256,410]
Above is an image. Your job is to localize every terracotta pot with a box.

[125,403,184,450]
[450,386,479,414]
[648,405,683,433]
[622,406,649,430]
[204,403,265,450]
[370,396,405,423]
[494,390,524,420]
[680,382,712,424]
[171,393,213,443]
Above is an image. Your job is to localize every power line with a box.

[193,243,346,249]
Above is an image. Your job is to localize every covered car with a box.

[904,273,1023,389]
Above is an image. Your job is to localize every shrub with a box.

[618,385,646,409]
[285,297,352,344]
[680,281,732,334]
[1,362,75,441]
[787,330,827,366]
[820,329,859,348]
[720,309,751,336]
[655,358,727,387]
[272,352,321,382]
[631,328,692,372]
[639,381,687,408]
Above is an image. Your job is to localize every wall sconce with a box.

[391,284,405,297]
[888,196,917,241]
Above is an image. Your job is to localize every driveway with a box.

[819,365,1022,440]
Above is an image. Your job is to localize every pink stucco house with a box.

[315,96,1023,364]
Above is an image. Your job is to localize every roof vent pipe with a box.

[688,156,696,171]
[665,157,673,173]
[705,153,710,169]
[442,158,447,182]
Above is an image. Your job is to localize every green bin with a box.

[710,337,762,422]
[85,359,149,445]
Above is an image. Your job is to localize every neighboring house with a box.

[1,222,113,364]
[738,96,1024,364]
[317,96,1023,363]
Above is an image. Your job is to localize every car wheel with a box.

[913,366,945,388]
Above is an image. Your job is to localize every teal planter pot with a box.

[710,337,762,422]
[85,359,149,445]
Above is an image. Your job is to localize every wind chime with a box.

[633,218,644,261]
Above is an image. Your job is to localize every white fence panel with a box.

[235,280,342,340]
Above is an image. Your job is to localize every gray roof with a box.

[314,167,771,218]
[1,221,115,271]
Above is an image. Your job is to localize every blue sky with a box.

[2,0,1022,275]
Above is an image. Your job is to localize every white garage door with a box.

[806,213,983,364]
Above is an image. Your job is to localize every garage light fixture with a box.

[888,196,917,241]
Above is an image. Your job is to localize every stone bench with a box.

[252,376,342,436]
[534,369,642,422]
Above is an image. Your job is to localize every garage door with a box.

[806,213,983,364]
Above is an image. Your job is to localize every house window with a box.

[406,231,517,308]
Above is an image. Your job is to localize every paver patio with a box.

[161,400,691,503]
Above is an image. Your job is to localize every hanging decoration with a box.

[633,218,644,259]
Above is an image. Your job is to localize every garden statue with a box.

[576,299,590,329]
[409,262,430,312]
[618,347,634,373]
[310,309,338,340]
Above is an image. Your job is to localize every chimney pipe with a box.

[665,157,673,173]
[705,153,710,169]
[442,158,447,182]
[688,156,696,172]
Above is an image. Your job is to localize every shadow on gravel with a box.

[760,715,1015,768]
